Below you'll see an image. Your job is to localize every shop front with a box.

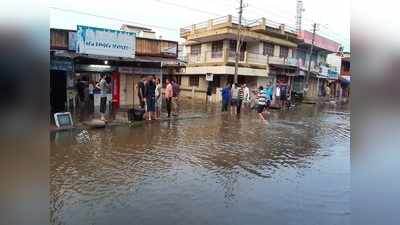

[269,64,297,101]
[72,25,136,116]
[118,62,162,108]
[50,56,73,113]
[73,60,117,114]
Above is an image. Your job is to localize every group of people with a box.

[220,82,292,124]
[221,83,251,115]
[137,76,180,120]
[76,74,111,122]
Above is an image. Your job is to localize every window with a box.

[263,42,274,56]
[175,76,182,85]
[191,44,201,55]
[280,46,289,58]
[211,41,223,58]
[229,40,246,60]
[291,48,296,58]
[189,76,200,87]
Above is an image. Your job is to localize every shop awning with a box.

[51,50,184,69]
[269,64,298,70]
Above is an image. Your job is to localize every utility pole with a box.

[304,22,317,95]
[234,0,243,84]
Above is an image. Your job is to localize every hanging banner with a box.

[111,72,120,109]
[76,25,136,58]
[68,31,77,51]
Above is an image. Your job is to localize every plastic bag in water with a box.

[76,129,90,144]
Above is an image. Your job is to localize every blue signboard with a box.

[328,69,338,79]
[76,25,136,58]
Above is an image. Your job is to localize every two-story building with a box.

[339,52,350,98]
[50,25,180,114]
[178,15,300,102]
[295,31,341,99]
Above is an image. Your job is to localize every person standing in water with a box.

[144,76,156,121]
[236,83,244,115]
[137,76,146,109]
[243,83,250,111]
[230,83,239,115]
[155,78,162,120]
[171,79,180,116]
[165,78,173,118]
[256,86,268,123]
[96,74,109,121]
[221,83,231,112]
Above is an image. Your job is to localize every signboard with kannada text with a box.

[76,25,135,58]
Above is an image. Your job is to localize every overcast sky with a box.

[50,0,350,51]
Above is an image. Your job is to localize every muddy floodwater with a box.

[50,103,350,225]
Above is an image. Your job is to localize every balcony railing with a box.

[180,15,297,37]
[186,50,299,68]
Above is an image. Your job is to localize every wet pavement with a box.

[50,102,350,225]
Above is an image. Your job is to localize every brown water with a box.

[50,103,350,225]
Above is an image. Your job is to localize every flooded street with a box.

[50,103,350,225]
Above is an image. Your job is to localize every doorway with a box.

[50,70,67,113]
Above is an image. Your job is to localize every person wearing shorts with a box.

[256,86,268,123]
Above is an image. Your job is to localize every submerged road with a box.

[50,103,350,225]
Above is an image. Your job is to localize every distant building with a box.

[295,31,341,99]
[339,52,350,97]
[179,15,300,102]
[121,24,157,39]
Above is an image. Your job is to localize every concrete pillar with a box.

[191,24,196,34]
[279,24,285,34]
[208,19,213,30]
[227,15,233,25]
[261,17,266,27]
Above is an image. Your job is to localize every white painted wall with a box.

[185,66,268,77]
[327,53,342,72]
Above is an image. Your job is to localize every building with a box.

[326,52,343,98]
[50,25,181,115]
[295,31,341,99]
[339,52,350,98]
[179,15,300,102]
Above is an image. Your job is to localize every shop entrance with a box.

[50,70,67,113]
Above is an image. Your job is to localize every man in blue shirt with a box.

[221,83,231,112]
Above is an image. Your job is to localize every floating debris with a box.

[75,129,90,144]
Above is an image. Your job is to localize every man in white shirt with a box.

[243,83,250,110]
[276,85,281,98]
[96,75,109,121]
[275,85,281,105]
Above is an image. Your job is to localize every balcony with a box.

[187,50,229,65]
[268,56,298,67]
[180,15,298,45]
[186,50,298,68]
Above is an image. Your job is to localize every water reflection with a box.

[50,104,350,225]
